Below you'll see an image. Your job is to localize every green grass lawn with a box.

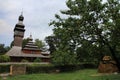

[1,69,120,80]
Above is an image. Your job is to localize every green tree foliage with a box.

[10,38,29,48]
[10,41,14,48]
[76,40,111,63]
[52,49,77,66]
[35,39,45,49]
[21,59,29,62]
[0,44,10,55]
[45,35,77,66]
[22,38,29,48]
[0,55,10,62]
[11,38,45,49]
[34,58,42,62]
[45,35,57,54]
[50,0,120,69]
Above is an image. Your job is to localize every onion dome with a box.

[19,14,24,21]
[16,13,25,26]
[14,13,25,31]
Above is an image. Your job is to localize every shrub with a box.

[26,64,55,74]
[82,63,97,68]
[34,58,41,62]
[0,64,10,73]
[0,55,10,62]
[21,59,28,62]
[55,65,79,72]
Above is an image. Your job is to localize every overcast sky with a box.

[0,0,67,46]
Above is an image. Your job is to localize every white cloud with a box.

[0,19,12,35]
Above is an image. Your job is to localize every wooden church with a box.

[6,14,50,62]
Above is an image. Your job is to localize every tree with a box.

[22,38,29,48]
[10,38,29,48]
[10,38,45,49]
[35,39,45,49]
[76,40,111,63]
[52,48,77,66]
[50,0,120,70]
[0,44,10,55]
[45,35,57,54]
[45,35,77,65]
[0,55,10,62]
[10,41,14,48]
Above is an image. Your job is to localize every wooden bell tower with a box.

[13,13,25,47]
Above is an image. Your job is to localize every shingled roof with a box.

[6,46,50,58]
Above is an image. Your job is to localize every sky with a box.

[0,0,67,46]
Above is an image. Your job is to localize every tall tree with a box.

[45,35,57,54]
[50,0,120,70]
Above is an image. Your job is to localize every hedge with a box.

[26,63,97,73]
[26,64,56,74]
[0,64,10,73]
[0,63,97,73]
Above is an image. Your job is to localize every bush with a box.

[21,59,28,62]
[55,65,80,72]
[82,63,97,68]
[0,63,97,74]
[34,58,41,62]
[0,64,10,73]
[0,55,10,62]
[26,64,56,74]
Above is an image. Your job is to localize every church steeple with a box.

[15,12,25,28]
[13,13,25,47]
